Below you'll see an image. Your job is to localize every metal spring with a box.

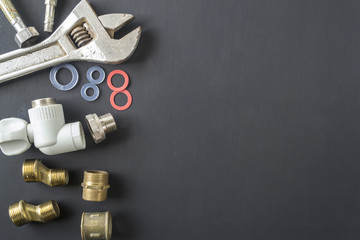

[70,23,92,48]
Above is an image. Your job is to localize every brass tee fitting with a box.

[9,200,60,226]
[22,159,69,186]
[81,170,110,202]
[81,211,112,240]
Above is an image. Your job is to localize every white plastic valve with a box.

[0,98,86,156]
[28,101,65,148]
[0,118,32,156]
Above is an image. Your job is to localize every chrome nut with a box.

[85,113,117,144]
[15,27,39,48]
[85,114,105,143]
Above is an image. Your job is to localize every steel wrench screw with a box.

[0,0,39,48]
[44,0,58,32]
[0,0,141,84]
[70,22,92,47]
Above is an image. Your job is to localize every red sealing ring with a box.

[110,90,132,111]
[107,70,129,92]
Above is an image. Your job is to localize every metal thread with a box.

[49,169,69,186]
[22,159,38,182]
[8,201,28,226]
[31,98,56,108]
[82,170,110,202]
[8,200,60,226]
[38,200,60,221]
[22,159,69,186]
[100,113,117,134]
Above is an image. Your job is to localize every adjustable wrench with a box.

[0,0,141,84]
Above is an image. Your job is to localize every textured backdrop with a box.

[1,0,360,239]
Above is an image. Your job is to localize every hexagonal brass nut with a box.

[15,27,39,48]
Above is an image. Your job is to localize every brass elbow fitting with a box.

[82,170,110,202]
[9,200,60,226]
[81,211,112,240]
[22,159,69,186]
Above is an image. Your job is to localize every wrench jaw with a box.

[98,14,135,38]
[77,13,141,64]
[66,1,142,64]
[89,26,142,64]
[109,26,142,64]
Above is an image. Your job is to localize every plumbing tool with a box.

[0,0,39,48]
[0,0,141,84]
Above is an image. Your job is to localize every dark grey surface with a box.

[1,0,360,239]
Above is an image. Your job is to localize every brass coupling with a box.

[81,170,110,202]
[81,211,112,240]
[9,200,60,226]
[22,159,69,186]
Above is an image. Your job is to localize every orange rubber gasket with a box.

[107,70,129,92]
[110,90,132,111]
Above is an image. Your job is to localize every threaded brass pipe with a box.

[22,159,69,186]
[81,170,110,202]
[9,200,60,226]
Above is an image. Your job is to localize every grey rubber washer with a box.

[50,63,79,91]
[81,83,100,102]
[86,66,105,85]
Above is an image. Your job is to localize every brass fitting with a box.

[9,200,60,226]
[22,159,69,186]
[81,211,112,240]
[85,113,117,144]
[81,170,110,202]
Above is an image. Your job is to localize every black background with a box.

[1,0,360,239]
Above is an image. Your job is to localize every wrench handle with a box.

[0,0,20,23]
[0,42,69,83]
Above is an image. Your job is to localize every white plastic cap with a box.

[0,118,32,156]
